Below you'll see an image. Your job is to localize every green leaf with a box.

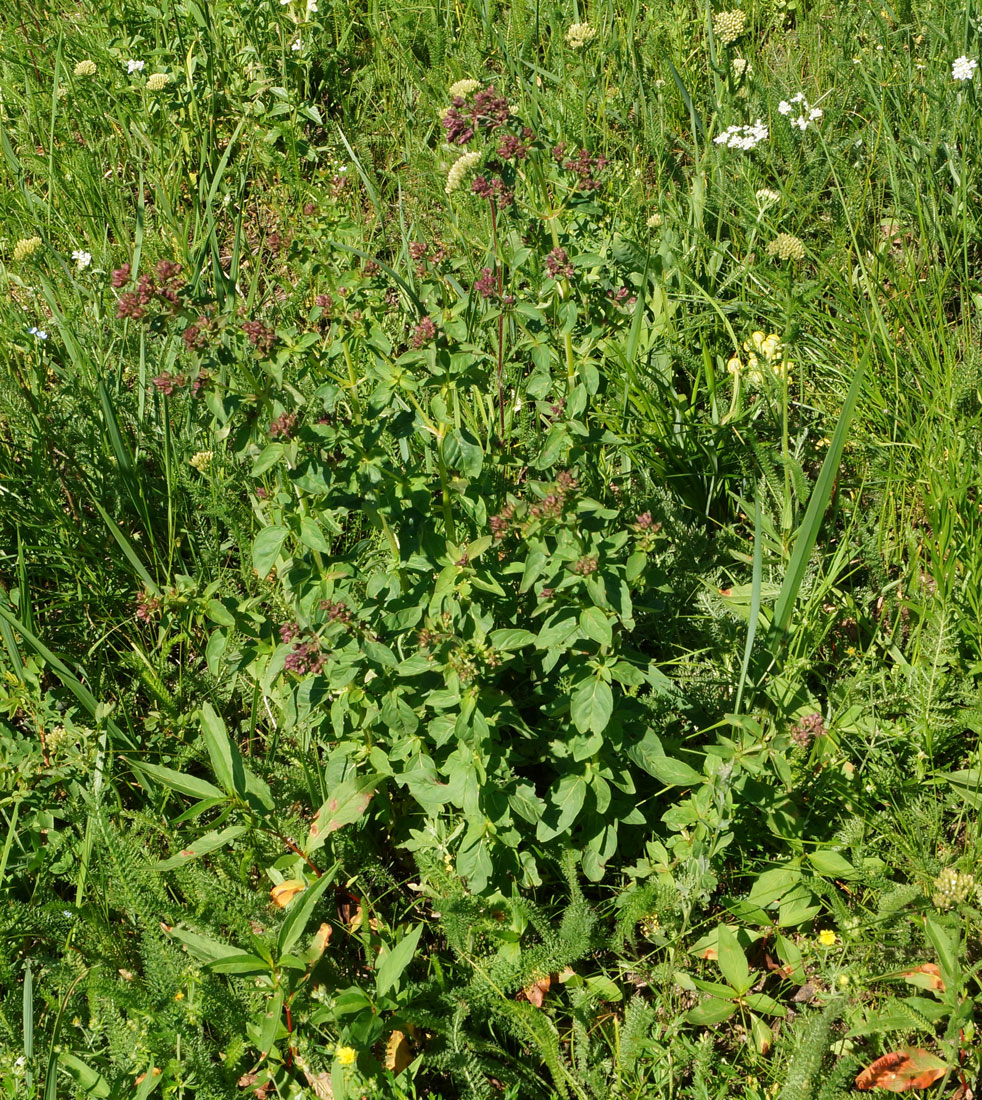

[277,864,339,959]
[125,758,225,802]
[807,850,859,880]
[258,989,284,1057]
[376,923,424,998]
[570,676,613,734]
[648,756,702,787]
[538,771,588,840]
[252,525,289,577]
[153,826,249,870]
[199,703,237,794]
[685,998,737,1026]
[169,927,245,965]
[59,1054,110,1098]
[579,607,612,647]
[767,349,868,654]
[489,628,537,651]
[716,925,751,993]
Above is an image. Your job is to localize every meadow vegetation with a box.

[3,0,982,1097]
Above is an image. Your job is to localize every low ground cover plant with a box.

[3,0,982,1098]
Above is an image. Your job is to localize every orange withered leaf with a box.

[521,974,552,1007]
[899,964,945,993]
[270,880,306,908]
[385,1030,414,1074]
[855,1049,947,1092]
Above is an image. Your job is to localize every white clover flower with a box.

[445,149,482,194]
[146,72,171,91]
[952,55,978,81]
[127,59,145,74]
[74,60,97,77]
[72,249,92,269]
[714,119,768,150]
[29,326,48,340]
[291,37,302,51]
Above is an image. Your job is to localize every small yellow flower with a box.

[174,990,185,1001]
[74,60,97,77]
[817,929,837,946]
[335,1045,357,1066]
[837,974,850,987]
[13,236,43,262]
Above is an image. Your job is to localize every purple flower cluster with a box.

[442,84,511,146]
[115,260,184,320]
[546,247,574,279]
[242,320,276,355]
[270,411,297,439]
[412,317,437,347]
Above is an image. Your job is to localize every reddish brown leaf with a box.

[856,1049,948,1092]
[521,975,552,1007]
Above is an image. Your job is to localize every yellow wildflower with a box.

[335,1045,357,1066]
[817,929,837,946]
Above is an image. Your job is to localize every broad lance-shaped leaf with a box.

[153,826,248,870]
[306,775,380,854]
[376,923,424,998]
[570,675,613,735]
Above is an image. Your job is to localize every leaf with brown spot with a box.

[270,880,305,908]
[385,1030,414,1074]
[306,775,380,853]
[899,964,945,993]
[855,1049,948,1092]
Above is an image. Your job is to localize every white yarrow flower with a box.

[952,55,978,81]
[291,37,302,50]
[306,0,318,12]
[72,249,92,269]
[449,78,481,98]
[445,149,482,194]
[126,59,145,73]
[714,119,768,150]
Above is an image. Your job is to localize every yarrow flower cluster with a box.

[565,22,597,49]
[126,59,145,74]
[778,92,823,130]
[72,249,92,268]
[727,330,793,386]
[952,55,978,81]
[445,149,482,194]
[13,236,43,261]
[713,119,768,150]
[189,450,213,471]
[448,78,481,98]
[931,867,976,910]
[73,60,97,77]
[766,232,806,261]
[712,9,746,45]
[755,188,780,207]
[146,72,171,91]
[731,57,752,77]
